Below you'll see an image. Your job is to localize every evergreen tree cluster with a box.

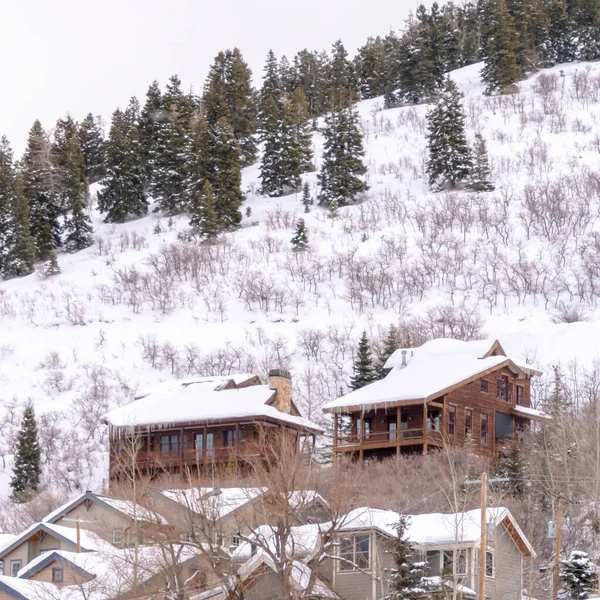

[349,327,401,390]
[561,551,598,599]
[2,0,599,279]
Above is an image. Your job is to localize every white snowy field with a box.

[2,61,600,497]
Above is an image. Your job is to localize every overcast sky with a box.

[1,0,424,155]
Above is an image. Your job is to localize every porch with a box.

[333,402,444,460]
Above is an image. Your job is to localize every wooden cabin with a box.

[323,339,546,463]
[104,370,322,481]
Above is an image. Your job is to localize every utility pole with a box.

[553,494,564,600]
[479,472,488,600]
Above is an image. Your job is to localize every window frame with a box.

[481,379,489,393]
[338,534,371,572]
[465,408,473,439]
[485,550,495,578]
[497,375,513,402]
[481,412,489,444]
[231,533,242,548]
[10,560,22,577]
[160,434,180,454]
[516,385,524,406]
[112,528,123,546]
[448,404,457,436]
[52,567,64,583]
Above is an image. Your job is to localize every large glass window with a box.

[497,376,512,402]
[481,413,489,444]
[339,535,370,571]
[448,406,456,435]
[388,418,397,441]
[160,435,179,453]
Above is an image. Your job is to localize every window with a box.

[465,409,473,439]
[160,435,179,454]
[223,430,237,447]
[516,385,524,405]
[364,419,373,438]
[448,405,456,436]
[10,560,22,577]
[481,380,489,393]
[481,413,489,444]
[52,568,64,583]
[196,433,204,457]
[427,410,440,431]
[388,418,397,441]
[495,411,514,440]
[426,551,441,576]
[496,376,512,402]
[339,534,370,571]
[112,529,123,546]
[231,533,241,548]
[442,550,454,574]
[457,550,467,575]
[486,551,495,578]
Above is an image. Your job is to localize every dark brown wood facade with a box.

[332,365,536,463]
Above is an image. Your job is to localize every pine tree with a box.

[149,76,194,215]
[293,49,328,118]
[481,0,523,92]
[194,117,244,228]
[349,331,377,390]
[326,40,357,106]
[386,516,429,600]
[302,181,313,213]
[426,78,473,190]
[78,113,106,183]
[139,81,164,191]
[10,404,41,500]
[0,137,18,278]
[561,551,598,599]
[260,89,313,197]
[291,218,309,251]
[52,116,93,252]
[21,120,60,260]
[189,180,220,239]
[98,100,148,223]
[376,326,400,378]
[203,49,257,166]
[318,105,368,207]
[355,36,386,99]
[7,175,35,277]
[469,134,495,192]
[492,441,527,497]
[259,50,282,129]
[543,0,576,64]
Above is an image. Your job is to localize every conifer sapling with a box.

[349,331,377,390]
[10,404,42,501]
[291,218,309,251]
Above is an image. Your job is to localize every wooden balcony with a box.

[334,427,444,454]
[110,446,259,474]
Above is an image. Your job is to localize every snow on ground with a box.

[2,60,600,498]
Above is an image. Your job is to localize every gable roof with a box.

[42,490,166,525]
[192,550,339,600]
[0,522,107,560]
[337,506,535,557]
[103,375,323,433]
[17,551,95,581]
[323,338,538,413]
[0,576,58,600]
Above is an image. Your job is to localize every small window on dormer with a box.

[481,380,489,393]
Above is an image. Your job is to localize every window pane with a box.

[426,551,440,576]
[355,535,370,569]
[340,537,354,570]
[206,433,214,457]
[161,436,169,453]
[486,551,494,577]
[171,435,179,452]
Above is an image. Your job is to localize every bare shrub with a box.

[551,301,588,324]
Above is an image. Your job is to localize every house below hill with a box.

[103,370,323,481]
[323,339,547,463]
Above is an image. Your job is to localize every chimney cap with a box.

[268,368,291,380]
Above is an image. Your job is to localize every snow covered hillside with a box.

[2,61,600,497]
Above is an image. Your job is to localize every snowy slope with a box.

[2,60,600,497]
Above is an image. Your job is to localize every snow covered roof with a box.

[42,491,166,525]
[232,522,322,560]
[336,506,535,556]
[323,338,534,412]
[159,487,326,522]
[192,551,339,600]
[160,486,267,520]
[512,405,551,421]
[0,522,108,559]
[103,376,323,433]
[0,575,58,600]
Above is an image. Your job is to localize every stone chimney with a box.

[268,369,292,414]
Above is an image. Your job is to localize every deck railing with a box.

[336,428,426,446]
